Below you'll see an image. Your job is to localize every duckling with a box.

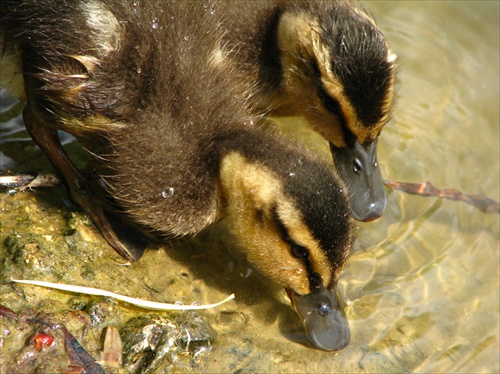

[1,0,354,351]
[217,0,397,221]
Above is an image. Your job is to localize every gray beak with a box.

[287,285,350,351]
[330,138,386,221]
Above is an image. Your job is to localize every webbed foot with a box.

[23,105,147,262]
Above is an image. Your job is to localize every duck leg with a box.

[23,104,147,262]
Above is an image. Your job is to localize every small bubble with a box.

[183,35,189,41]
[289,172,296,177]
[174,301,184,306]
[151,17,159,29]
[203,4,216,15]
[161,187,174,198]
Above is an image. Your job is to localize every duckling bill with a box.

[1,0,354,350]
[218,0,397,221]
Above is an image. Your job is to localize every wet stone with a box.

[120,315,176,373]
[3,233,57,275]
[119,311,214,374]
[68,297,89,311]
[87,297,121,328]
[175,310,217,350]
[0,301,103,373]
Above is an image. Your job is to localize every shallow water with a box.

[347,2,499,371]
[1,1,499,373]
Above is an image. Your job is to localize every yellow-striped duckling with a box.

[1,0,354,350]
[218,0,397,221]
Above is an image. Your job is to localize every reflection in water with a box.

[1,1,498,372]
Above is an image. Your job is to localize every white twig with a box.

[11,278,235,311]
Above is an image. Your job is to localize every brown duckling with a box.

[1,0,354,350]
[217,0,397,221]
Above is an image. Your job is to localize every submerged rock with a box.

[0,302,103,373]
[0,298,215,373]
[120,312,215,374]
[0,188,218,373]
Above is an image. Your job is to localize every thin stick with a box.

[384,180,500,214]
[11,278,235,311]
[2,171,498,215]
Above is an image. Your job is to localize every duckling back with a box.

[1,0,237,233]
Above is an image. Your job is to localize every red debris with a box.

[34,333,55,351]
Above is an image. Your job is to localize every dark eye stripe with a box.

[311,59,356,146]
[318,83,341,116]
[271,205,322,291]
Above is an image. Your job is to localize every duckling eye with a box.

[322,94,341,115]
[318,84,341,116]
[291,244,309,260]
[353,158,362,174]
[318,301,330,317]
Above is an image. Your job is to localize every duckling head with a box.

[219,146,353,351]
[274,2,397,221]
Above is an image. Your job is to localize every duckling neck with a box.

[219,2,290,114]
[216,127,290,223]
[220,2,317,116]
[218,147,282,219]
